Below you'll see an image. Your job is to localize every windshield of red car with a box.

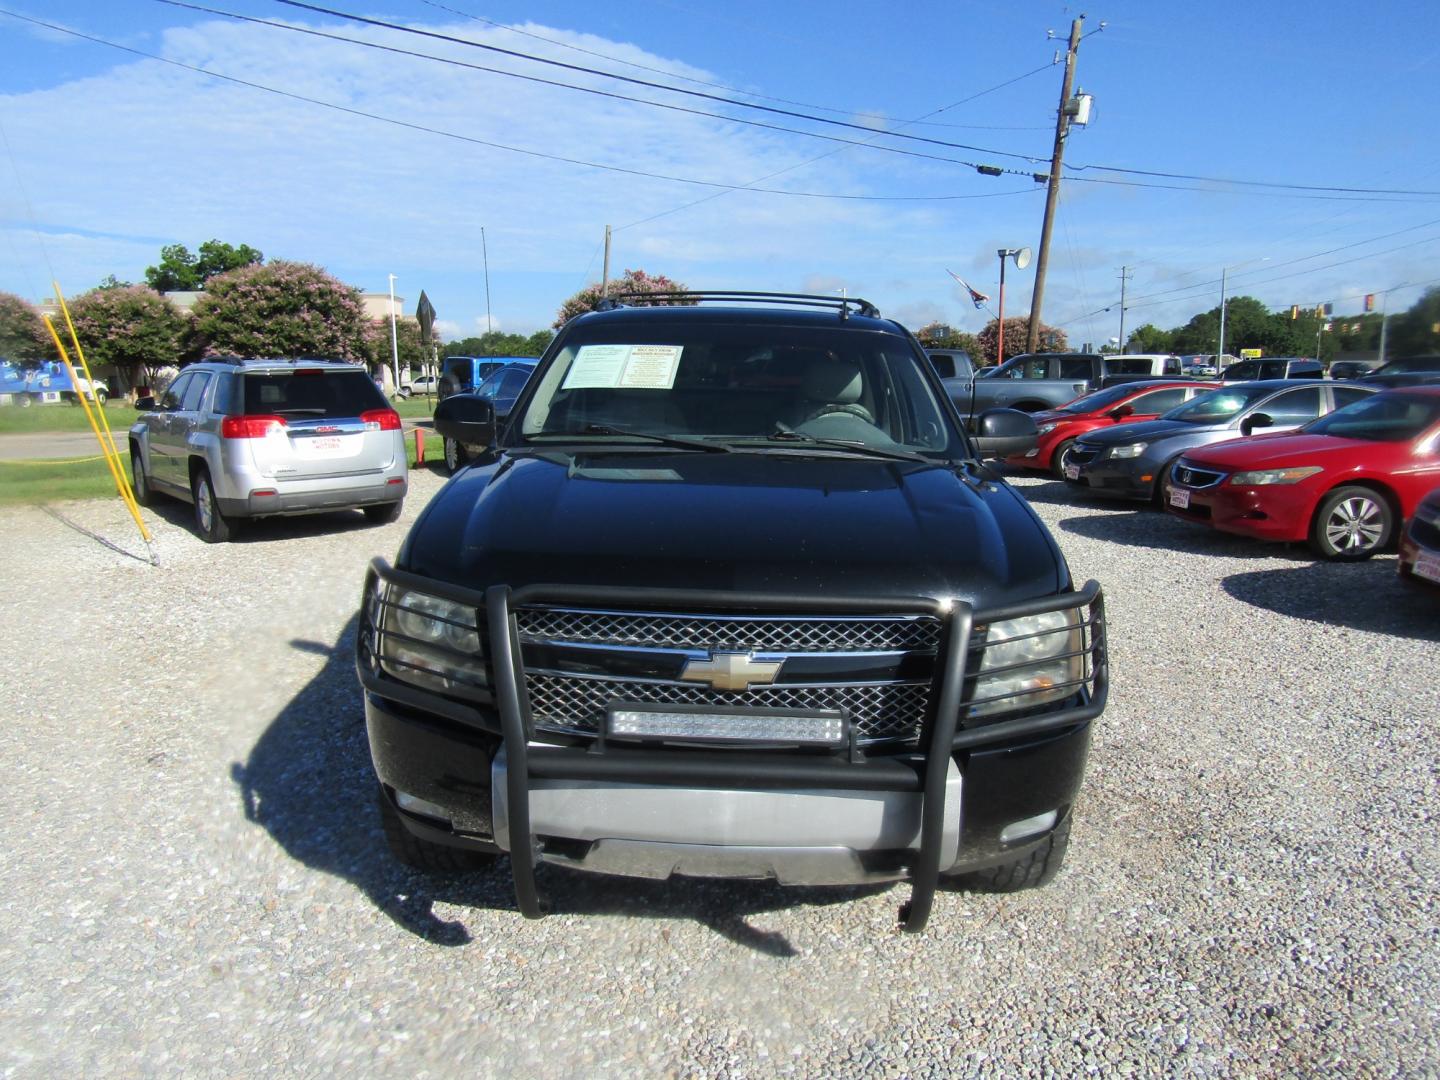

[1055,384,1141,414]
[1302,392,1440,442]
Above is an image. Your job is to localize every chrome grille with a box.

[524,673,932,744]
[515,608,940,652]
[1173,462,1224,488]
[516,606,941,745]
[1069,446,1100,465]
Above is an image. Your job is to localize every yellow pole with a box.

[41,306,155,559]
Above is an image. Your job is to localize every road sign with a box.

[415,290,436,346]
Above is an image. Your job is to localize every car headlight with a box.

[1229,466,1323,486]
[1037,423,1058,435]
[969,609,1082,719]
[1109,442,1148,459]
[374,583,486,696]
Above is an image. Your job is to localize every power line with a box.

[414,0,1054,131]
[0,8,1036,204]
[1066,160,1440,198]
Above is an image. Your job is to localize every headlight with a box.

[375,583,486,696]
[1229,466,1323,486]
[1109,442,1148,459]
[1037,423,1057,435]
[969,609,1082,719]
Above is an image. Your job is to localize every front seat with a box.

[794,356,874,425]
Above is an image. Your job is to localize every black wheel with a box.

[95,390,109,405]
[945,813,1071,892]
[1309,486,1393,561]
[1050,438,1077,480]
[192,467,238,543]
[364,500,403,524]
[443,436,468,475]
[130,448,153,507]
[377,786,498,875]
[1152,455,1184,507]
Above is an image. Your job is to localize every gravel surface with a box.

[1,466,1436,1077]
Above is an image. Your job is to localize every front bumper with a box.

[218,475,408,518]
[1165,477,1313,542]
[357,566,1107,931]
[1072,451,1163,499]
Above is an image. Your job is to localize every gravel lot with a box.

[1,465,1436,1077]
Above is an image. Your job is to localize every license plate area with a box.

[1415,552,1440,584]
[1064,462,1080,481]
[1169,488,1191,509]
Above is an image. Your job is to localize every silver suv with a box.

[129,358,408,542]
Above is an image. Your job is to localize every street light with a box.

[387,273,401,396]
[995,247,1032,367]
[1217,257,1268,370]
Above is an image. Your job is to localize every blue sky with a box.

[1,0,1437,346]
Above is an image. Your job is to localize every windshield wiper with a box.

[527,424,731,453]
[748,428,933,463]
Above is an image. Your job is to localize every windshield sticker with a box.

[562,344,683,390]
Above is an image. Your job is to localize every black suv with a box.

[356,292,1107,931]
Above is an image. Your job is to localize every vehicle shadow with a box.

[1221,560,1439,642]
[1056,509,1294,559]
[232,619,892,955]
[144,497,384,543]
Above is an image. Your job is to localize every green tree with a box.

[67,285,195,392]
[975,317,1066,366]
[97,274,132,291]
[191,261,368,360]
[553,268,690,328]
[1388,286,1440,357]
[1124,324,1174,353]
[145,239,263,292]
[442,329,554,358]
[366,317,426,372]
[914,322,978,355]
[0,291,51,362]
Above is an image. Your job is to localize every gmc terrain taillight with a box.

[221,414,287,439]
[361,409,402,431]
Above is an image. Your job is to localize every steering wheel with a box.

[807,402,876,425]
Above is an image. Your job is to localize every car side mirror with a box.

[1107,404,1134,420]
[972,408,1038,458]
[1240,412,1273,437]
[433,393,497,452]
[135,395,156,411]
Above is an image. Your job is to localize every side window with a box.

[1057,357,1091,380]
[181,371,211,412]
[1132,387,1188,413]
[162,373,192,411]
[1163,358,1182,375]
[1331,387,1373,410]
[929,354,955,379]
[1258,387,1323,426]
[212,373,235,415]
[501,368,530,397]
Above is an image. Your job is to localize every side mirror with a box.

[135,395,156,411]
[971,408,1038,458]
[1107,404,1134,420]
[433,393,497,452]
[1240,412,1273,437]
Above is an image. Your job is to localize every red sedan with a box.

[1164,387,1440,560]
[1005,381,1214,477]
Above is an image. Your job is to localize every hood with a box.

[403,450,1065,607]
[1077,418,1201,445]
[1182,432,1362,470]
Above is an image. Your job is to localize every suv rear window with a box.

[241,369,387,417]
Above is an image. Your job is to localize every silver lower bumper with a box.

[491,747,963,886]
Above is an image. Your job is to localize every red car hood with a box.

[1185,432,1366,470]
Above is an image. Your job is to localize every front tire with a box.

[192,468,238,543]
[946,813,1072,892]
[1309,486,1393,561]
[1050,438,1077,480]
[443,436,468,475]
[377,786,498,875]
[95,389,109,405]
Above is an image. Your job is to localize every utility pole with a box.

[1027,14,1084,353]
[1217,267,1229,366]
[481,227,493,335]
[1117,265,1132,349]
[1378,292,1390,365]
[601,225,612,298]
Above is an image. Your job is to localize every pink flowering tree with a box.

[0,291,52,362]
[975,317,1067,366]
[553,268,692,328]
[67,285,195,393]
[191,261,369,361]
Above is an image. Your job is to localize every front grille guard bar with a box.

[360,565,1106,933]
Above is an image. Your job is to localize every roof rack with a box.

[595,290,881,321]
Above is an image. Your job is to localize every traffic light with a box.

[1290,305,1299,320]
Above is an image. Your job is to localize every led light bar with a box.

[607,705,847,747]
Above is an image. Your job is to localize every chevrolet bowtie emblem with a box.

[678,651,783,692]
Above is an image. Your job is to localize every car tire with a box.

[95,390,109,405]
[192,467,238,543]
[1152,454,1185,507]
[130,449,153,507]
[945,812,1071,892]
[377,786,498,875]
[364,500,404,525]
[443,436,468,475]
[1309,486,1393,561]
[1050,439,1077,480]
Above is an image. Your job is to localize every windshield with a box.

[517,322,964,456]
[1162,384,1276,424]
[1302,392,1440,441]
[1056,384,1144,414]
[1375,356,1440,375]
